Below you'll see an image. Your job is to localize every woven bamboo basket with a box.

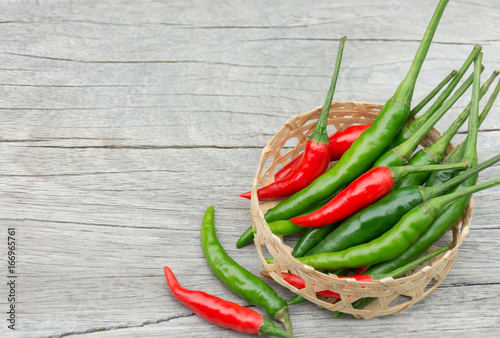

[250,101,474,319]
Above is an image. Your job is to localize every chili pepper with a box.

[200,206,293,333]
[275,124,371,182]
[295,177,500,270]
[287,268,350,306]
[290,162,467,228]
[394,68,498,190]
[336,55,487,318]
[163,266,296,338]
[263,0,448,223]
[263,246,448,300]
[305,154,499,256]
[236,200,330,248]
[372,47,481,169]
[389,69,457,148]
[240,37,346,201]
[426,75,500,187]
[291,221,341,257]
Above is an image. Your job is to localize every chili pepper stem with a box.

[408,69,457,119]
[426,69,499,160]
[375,246,450,279]
[423,177,500,219]
[390,161,468,180]
[426,155,500,198]
[392,0,449,104]
[259,317,297,338]
[309,36,347,145]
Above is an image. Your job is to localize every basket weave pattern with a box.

[250,102,473,319]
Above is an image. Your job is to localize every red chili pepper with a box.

[164,266,296,338]
[354,266,370,276]
[260,271,372,299]
[274,124,371,181]
[290,162,467,227]
[240,37,346,201]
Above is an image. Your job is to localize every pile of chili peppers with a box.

[163,0,500,335]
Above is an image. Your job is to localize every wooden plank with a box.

[0,0,499,336]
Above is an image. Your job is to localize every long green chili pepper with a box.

[389,45,481,148]
[294,177,500,271]
[264,0,449,223]
[373,62,480,169]
[394,68,498,189]
[426,74,500,187]
[200,206,293,333]
[305,154,500,256]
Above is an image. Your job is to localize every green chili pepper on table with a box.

[264,0,449,223]
[200,206,293,333]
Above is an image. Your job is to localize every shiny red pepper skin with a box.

[291,167,395,227]
[261,271,372,299]
[275,124,371,181]
[164,266,261,334]
[240,140,330,200]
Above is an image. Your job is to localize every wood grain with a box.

[0,0,499,337]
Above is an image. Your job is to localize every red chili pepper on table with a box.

[163,266,297,338]
[290,162,467,228]
[274,124,371,181]
[240,37,346,201]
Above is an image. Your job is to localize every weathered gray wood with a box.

[0,0,499,337]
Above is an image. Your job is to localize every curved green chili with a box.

[200,206,292,332]
[264,0,448,223]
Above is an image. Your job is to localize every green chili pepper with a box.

[372,47,481,169]
[305,154,499,256]
[264,0,449,223]
[200,206,293,333]
[295,176,500,271]
[394,69,499,189]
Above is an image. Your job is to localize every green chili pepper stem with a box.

[392,0,449,104]
[426,69,499,161]
[374,246,450,279]
[259,317,298,338]
[462,53,483,167]
[394,44,482,147]
[389,161,467,180]
[425,155,500,198]
[309,36,346,144]
[394,70,477,161]
[408,69,457,119]
[423,177,500,219]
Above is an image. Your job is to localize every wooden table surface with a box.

[1,0,499,337]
